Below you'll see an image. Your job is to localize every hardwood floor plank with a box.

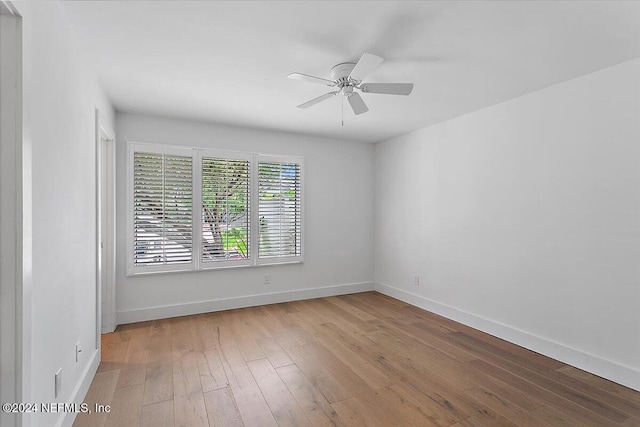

[143,349,173,405]
[316,323,476,421]
[242,306,275,338]
[382,382,460,426]
[247,358,311,427]
[303,341,371,398]
[330,397,382,427]
[198,349,229,392]
[372,346,478,421]
[103,383,144,427]
[325,296,378,322]
[402,304,466,332]
[310,298,378,333]
[548,368,640,418]
[457,412,519,427]
[140,400,174,427]
[464,385,553,426]
[287,301,334,337]
[172,342,208,427]
[82,292,639,427]
[116,349,148,389]
[366,327,480,391]
[125,322,152,353]
[313,323,394,390]
[173,348,202,397]
[256,337,293,369]
[530,404,590,427]
[265,304,315,346]
[450,330,564,372]
[557,365,640,407]
[171,316,196,354]
[374,384,449,427]
[276,332,353,404]
[320,314,378,347]
[340,294,422,325]
[149,319,172,352]
[468,358,621,426]
[219,344,277,427]
[467,353,629,423]
[98,329,131,373]
[357,386,438,427]
[249,305,288,337]
[622,417,640,426]
[143,319,174,406]
[173,393,208,427]
[224,310,266,362]
[276,363,345,427]
[191,314,219,352]
[358,292,429,324]
[397,319,478,363]
[203,387,243,427]
[464,367,545,412]
[73,370,119,427]
[215,324,235,349]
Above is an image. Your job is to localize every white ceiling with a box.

[61,1,640,143]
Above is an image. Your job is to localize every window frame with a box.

[126,141,304,276]
[127,142,197,275]
[199,148,254,270]
[255,154,304,266]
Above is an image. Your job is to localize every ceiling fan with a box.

[287,53,414,115]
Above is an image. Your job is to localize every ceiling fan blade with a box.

[360,83,414,96]
[348,53,383,82]
[347,93,369,115]
[288,72,335,86]
[297,91,338,109]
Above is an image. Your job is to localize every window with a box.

[201,154,251,267]
[258,160,302,262]
[127,142,303,275]
[131,148,194,273]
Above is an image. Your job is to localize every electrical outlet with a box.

[264,274,271,285]
[75,342,82,362]
[414,275,420,286]
[55,369,62,398]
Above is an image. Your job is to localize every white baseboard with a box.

[117,281,375,325]
[375,282,640,392]
[58,348,100,427]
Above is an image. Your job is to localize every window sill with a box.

[126,259,304,277]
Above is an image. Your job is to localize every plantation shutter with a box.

[201,156,250,264]
[258,160,302,260]
[133,151,193,267]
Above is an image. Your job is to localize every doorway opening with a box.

[96,111,116,343]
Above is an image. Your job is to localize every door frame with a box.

[95,110,116,340]
[0,3,28,427]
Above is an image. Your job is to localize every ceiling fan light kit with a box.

[288,53,414,116]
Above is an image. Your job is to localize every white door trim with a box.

[95,110,116,338]
[0,3,28,427]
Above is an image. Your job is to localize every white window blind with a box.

[201,157,250,264]
[258,161,302,260]
[133,151,193,267]
[128,142,302,275]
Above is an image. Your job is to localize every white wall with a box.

[115,113,374,322]
[17,2,115,426]
[374,58,640,390]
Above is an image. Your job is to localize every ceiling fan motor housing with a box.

[331,62,358,96]
[331,62,357,81]
[340,86,354,96]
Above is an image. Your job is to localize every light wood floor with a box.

[73,292,640,427]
